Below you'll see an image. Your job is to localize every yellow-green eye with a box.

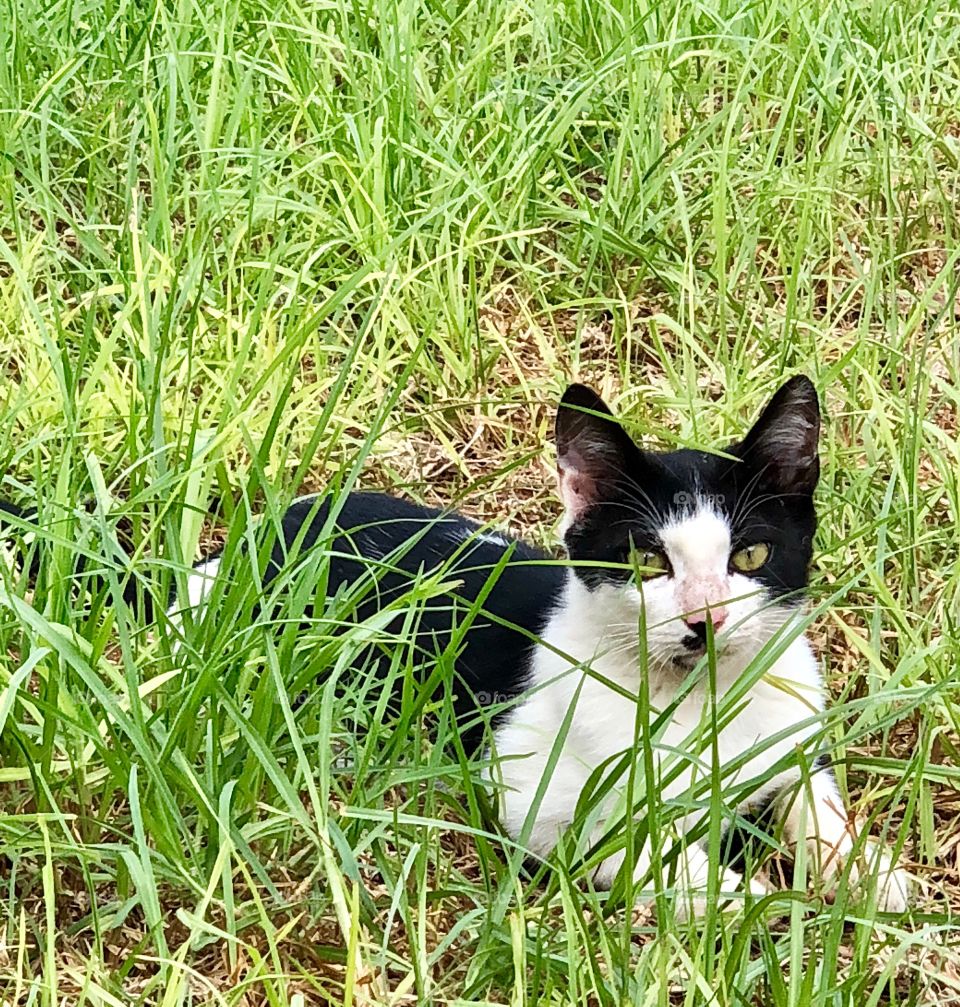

[731,543,770,572]
[632,550,669,578]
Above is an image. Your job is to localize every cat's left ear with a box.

[555,384,639,523]
[735,375,820,494]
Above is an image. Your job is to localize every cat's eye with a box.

[630,549,669,578]
[730,543,770,572]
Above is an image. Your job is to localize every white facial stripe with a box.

[660,506,731,577]
[659,506,734,621]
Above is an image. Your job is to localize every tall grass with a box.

[1,0,959,1001]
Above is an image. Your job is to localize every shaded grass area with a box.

[1,0,960,1001]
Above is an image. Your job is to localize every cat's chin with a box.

[667,634,770,672]
[669,642,728,671]
[671,652,703,672]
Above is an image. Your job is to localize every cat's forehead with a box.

[655,447,735,481]
[641,448,738,511]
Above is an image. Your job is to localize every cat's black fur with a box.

[254,492,564,751]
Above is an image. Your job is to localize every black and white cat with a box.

[1,376,908,914]
[181,375,907,915]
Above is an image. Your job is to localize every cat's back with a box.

[270,491,567,742]
[263,490,564,636]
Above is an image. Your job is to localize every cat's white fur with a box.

[492,502,909,916]
[177,498,909,916]
[186,556,221,609]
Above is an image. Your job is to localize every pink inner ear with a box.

[559,467,597,520]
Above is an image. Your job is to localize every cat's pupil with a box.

[629,548,669,577]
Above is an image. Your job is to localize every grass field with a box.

[1,0,960,1002]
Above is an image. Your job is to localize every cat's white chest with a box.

[491,588,825,856]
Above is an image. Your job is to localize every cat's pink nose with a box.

[679,576,730,632]
[683,607,728,631]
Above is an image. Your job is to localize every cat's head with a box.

[555,377,820,670]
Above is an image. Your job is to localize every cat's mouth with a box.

[681,634,707,652]
[671,634,726,669]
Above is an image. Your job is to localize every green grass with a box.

[1,0,960,1001]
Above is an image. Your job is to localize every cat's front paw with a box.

[817,839,909,913]
[671,873,772,922]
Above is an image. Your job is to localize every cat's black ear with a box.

[556,384,637,522]
[735,376,820,494]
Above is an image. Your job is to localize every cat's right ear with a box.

[555,385,636,524]
[735,375,820,495]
